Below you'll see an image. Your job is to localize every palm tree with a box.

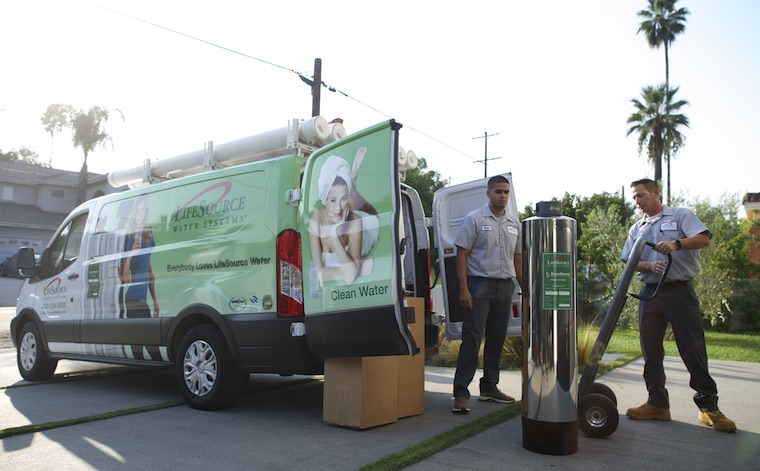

[637,0,690,203]
[626,84,689,189]
[40,104,75,167]
[71,106,124,204]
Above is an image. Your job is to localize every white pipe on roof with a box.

[107,116,331,189]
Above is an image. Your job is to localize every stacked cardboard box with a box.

[323,297,426,429]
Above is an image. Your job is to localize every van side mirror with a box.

[17,247,36,278]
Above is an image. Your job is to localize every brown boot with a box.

[626,403,671,421]
[698,410,736,433]
[452,396,470,414]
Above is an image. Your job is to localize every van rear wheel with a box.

[176,324,246,410]
[17,322,58,381]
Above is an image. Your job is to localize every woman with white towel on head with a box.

[308,147,380,287]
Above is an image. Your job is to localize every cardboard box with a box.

[322,297,426,429]
[323,356,399,429]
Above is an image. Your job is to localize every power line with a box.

[85,1,480,165]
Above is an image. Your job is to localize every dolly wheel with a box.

[591,382,618,406]
[579,393,619,438]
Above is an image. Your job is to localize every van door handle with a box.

[68,273,79,280]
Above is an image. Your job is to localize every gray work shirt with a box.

[620,205,711,284]
[454,205,522,279]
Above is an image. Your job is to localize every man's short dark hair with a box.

[488,175,510,189]
[631,178,658,191]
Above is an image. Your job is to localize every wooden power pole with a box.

[312,58,322,117]
[473,129,500,178]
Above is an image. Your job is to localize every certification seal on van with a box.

[262,295,273,310]
[229,297,247,312]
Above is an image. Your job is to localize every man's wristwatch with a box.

[674,239,682,251]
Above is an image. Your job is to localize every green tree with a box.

[70,106,124,204]
[401,156,449,216]
[0,147,42,165]
[519,191,635,264]
[637,0,690,203]
[637,0,690,87]
[40,104,75,167]
[626,83,689,189]
[578,206,637,326]
[690,194,752,328]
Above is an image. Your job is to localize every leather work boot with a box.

[698,410,737,433]
[452,396,470,414]
[478,389,515,404]
[626,403,671,421]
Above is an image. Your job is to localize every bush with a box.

[428,324,604,370]
[727,279,760,332]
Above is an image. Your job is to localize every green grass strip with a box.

[0,399,185,439]
[358,402,522,471]
[0,376,321,439]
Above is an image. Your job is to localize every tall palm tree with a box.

[637,0,690,202]
[71,106,124,204]
[40,104,75,167]
[626,83,689,187]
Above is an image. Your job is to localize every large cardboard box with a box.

[323,356,399,429]
[323,297,426,429]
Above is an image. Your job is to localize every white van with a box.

[10,117,521,410]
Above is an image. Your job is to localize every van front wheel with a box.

[176,324,246,410]
[17,322,58,381]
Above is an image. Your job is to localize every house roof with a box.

[0,160,105,187]
[0,201,66,228]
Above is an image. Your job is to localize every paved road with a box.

[3,276,759,470]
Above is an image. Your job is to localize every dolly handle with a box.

[629,241,672,301]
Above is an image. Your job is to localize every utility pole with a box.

[473,129,500,178]
[311,58,322,117]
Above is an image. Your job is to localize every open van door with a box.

[300,120,416,358]
[432,173,522,341]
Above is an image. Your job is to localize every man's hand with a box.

[459,288,473,311]
[649,260,668,275]
[653,240,677,254]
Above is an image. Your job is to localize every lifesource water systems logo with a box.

[43,277,66,296]
[170,181,246,222]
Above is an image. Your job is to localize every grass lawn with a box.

[603,328,760,363]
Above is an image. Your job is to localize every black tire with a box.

[591,382,618,406]
[579,393,619,439]
[17,322,58,381]
[175,324,247,410]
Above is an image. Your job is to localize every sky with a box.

[1,0,758,215]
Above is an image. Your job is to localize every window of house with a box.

[2,186,13,201]
[52,189,66,199]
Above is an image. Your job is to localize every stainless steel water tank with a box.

[521,201,578,455]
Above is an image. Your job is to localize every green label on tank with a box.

[542,252,573,311]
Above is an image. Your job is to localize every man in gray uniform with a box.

[452,175,522,413]
[622,178,735,433]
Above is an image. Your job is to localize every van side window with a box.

[47,213,88,276]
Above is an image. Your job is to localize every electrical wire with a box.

[84,0,480,166]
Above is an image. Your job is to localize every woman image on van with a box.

[308,147,380,289]
[121,194,159,319]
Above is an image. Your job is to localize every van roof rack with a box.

[107,116,346,189]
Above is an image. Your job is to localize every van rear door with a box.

[300,120,416,358]
[432,173,522,340]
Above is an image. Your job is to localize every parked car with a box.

[1,252,40,277]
